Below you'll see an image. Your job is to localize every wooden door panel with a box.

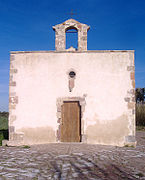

[61,102,81,142]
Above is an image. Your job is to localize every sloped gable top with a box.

[52,18,90,31]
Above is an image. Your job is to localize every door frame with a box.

[61,101,81,142]
[56,96,86,143]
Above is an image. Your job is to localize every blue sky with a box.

[0,0,145,111]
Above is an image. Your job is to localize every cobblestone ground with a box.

[0,131,145,180]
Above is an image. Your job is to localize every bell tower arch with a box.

[52,19,90,51]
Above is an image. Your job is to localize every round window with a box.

[69,71,76,78]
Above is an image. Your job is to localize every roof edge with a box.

[10,50,135,54]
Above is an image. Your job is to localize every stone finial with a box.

[52,19,90,51]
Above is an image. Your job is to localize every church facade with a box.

[7,19,136,146]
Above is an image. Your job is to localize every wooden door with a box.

[61,101,81,142]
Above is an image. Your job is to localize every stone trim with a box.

[128,102,135,109]
[124,135,136,147]
[130,72,135,80]
[124,52,136,140]
[10,54,15,61]
[9,55,18,111]
[7,54,24,146]
[9,81,16,86]
[9,96,18,104]
[10,69,18,74]
[10,50,135,54]
[56,96,86,142]
[127,66,134,71]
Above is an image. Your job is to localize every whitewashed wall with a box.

[8,51,135,146]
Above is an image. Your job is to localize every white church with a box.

[6,19,136,146]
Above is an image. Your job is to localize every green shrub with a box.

[136,104,145,126]
[0,112,8,130]
[0,116,8,130]
[136,126,145,131]
[0,130,8,146]
[0,112,9,146]
[0,132,4,146]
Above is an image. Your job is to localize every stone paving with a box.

[0,131,145,180]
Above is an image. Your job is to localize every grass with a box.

[136,126,145,131]
[124,145,135,148]
[22,145,30,148]
[136,172,144,177]
[0,112,9,146]
[136,104,145,126]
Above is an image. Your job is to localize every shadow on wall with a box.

[86,114,129,145]
[19,126,56,144]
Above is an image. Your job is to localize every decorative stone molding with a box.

[53,19,90,51]
[9,55,18,113]
[127,66,134,71]
[124,52,136,143]
[56,96,86,142]
[6,54,24,146]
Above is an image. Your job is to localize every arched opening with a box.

[65,26,78,50]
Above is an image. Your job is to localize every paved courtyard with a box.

[0,131,145,180]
